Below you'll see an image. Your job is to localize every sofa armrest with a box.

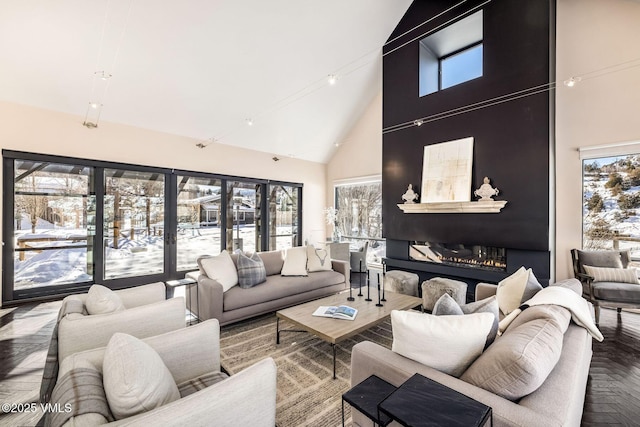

[351,341,567,427]
[475,282,497,301]
[331,259,350,287]
[58,297,186,362]
[196,275,224,322]
[115,281,167,308]
[108,358,277,427]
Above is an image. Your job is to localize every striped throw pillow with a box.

[583,265,639,284]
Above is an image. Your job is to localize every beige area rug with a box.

[219,314,393,427]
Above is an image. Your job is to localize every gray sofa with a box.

[351,279,593,427]
[189,249,350,326]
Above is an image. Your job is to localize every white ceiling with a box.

[0,0,413,163]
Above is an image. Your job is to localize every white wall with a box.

[0,101,327,301]
[555,0,640,279]
[326,92,383,206]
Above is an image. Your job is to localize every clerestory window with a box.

[419,10,483,97]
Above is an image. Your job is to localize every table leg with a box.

[187,283,192,326]
[332,343,336,379]
[276,317,280,344]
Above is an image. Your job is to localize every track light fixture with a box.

[328,74,337,85]
[564,76,581,87]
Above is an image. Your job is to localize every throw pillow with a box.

[85,285,125,315]
[577,249,626,269]
[433,293,500,347]
[198,251,239,292]
[237,252,267,288]
[391,310,494,377]
[281,246,308,276]
[103,333,180,420]
[496,267,542,315]
[460,315,565,401]
[583,265,639,284]
[307,245,332,272]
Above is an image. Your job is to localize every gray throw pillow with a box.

[237,252,267,289]
[433,293,499,347]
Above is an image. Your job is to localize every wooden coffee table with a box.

[276,291,422,378]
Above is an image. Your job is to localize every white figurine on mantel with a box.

[402,184,419,203]
[474,177,499,201]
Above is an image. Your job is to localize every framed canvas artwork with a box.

[421,137,474,203]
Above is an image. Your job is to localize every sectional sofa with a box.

[351,279,593,427]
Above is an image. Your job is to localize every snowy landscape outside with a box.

[583,154,640,260]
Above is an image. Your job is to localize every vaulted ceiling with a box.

[0,0,413,163]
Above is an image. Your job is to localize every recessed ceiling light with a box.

[246,118,254,126]
[94,71,112,80]
[328,74,337,85]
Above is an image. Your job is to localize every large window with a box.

[334,178,384,265]
[419,11,483,97]
[12,160,93,290]
[2,151,302,303]
[583,153,640,257]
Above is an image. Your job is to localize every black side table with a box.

[166,277,199,325]
[342,375,397,427]
[378,373,492,427]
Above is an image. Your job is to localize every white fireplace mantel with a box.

[397,200,507,214]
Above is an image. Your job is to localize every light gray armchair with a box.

[56,320,277,426]
[350,241,369,273]
[571,248,640,324]
[58,282,186,362]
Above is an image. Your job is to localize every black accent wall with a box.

[382,0,555,283]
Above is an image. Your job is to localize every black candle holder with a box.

[357,260,363,296]
[347,278,355,301]
[381,262,387,302]
[365,269,372,302]
[376,273,384,307]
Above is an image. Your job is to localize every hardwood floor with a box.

[0,300,638,426]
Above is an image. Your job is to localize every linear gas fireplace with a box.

[409,242,507,272]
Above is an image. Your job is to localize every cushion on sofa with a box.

[257,250,285,276]
[281,246,308,276]
[433,294,499,347]
[460,314,565,401]
[86,285,125,315]
[496,267,542,315]
[583,265,639,284]
[103,333,180,420]
[237,252,267,288]
[550,278,583,295]
[391,310,495,378]
[307,245,332,272]
[198,251,238,292]
[223,270,345,311]
[503,304,571,334]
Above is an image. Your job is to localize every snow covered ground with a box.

[13,223,297,290]
[583,156,640,258]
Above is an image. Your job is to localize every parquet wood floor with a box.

[0,300,638,426]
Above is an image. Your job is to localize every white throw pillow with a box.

[199,251,239,292]
[103,333,180,420]
[85,284,125,315]
[307,245,332,272]
[496,267,542,315]
[391,310,494,377]
[281,246,308,276]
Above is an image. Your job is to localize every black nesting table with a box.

[342,375,396,427]
[344,373,492,427]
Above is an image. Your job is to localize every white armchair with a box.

[56,320,277,426]
[58,282,186,362]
